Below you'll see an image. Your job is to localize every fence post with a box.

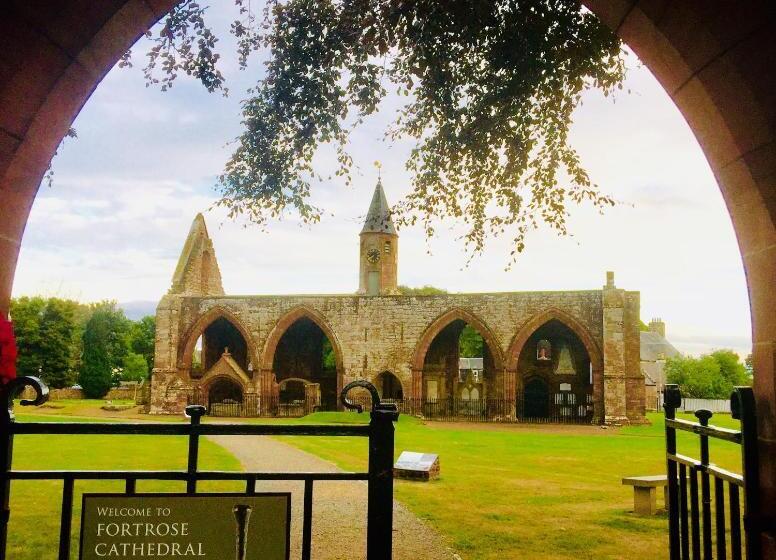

[367,402,398,560]
[731,386,761,559]
[664,384,681,560]
[185,405,206,494]
[694,408,714,558]
[0,377,48,557]
[341,380,399,560]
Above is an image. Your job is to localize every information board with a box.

[394,451,440,480]
[79,493,290,560]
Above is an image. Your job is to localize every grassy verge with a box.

[12,402,744,560]
[7,413,242,560]
[277,412,742,560]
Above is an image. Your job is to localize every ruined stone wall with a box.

[149,289,647,420]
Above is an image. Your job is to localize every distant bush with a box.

[665,349,752,399]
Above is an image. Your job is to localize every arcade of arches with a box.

[150,211,640,424]
[2,2,776,553]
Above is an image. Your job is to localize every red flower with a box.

[0,317,18,383]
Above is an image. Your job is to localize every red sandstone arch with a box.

[1,3,775,549]
[259,305,344,375]
[506,308,603,373]
[411,307,505,372]
[178,306,257,371]
[507,308,604,419]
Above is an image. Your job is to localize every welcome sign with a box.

[79,493,290,560]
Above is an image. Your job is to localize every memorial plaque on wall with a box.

[394,451,440,481]
[79,493,290,560]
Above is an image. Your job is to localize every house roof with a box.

[640,331,680,362]
[459,357,484,370]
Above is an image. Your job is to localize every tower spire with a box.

[358,177,399,296]
[361,176,397,235]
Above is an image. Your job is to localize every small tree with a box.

[11,297,80,388]
[121,352,149,383]
[79,315,112,398]
[398,285,448,296]
[39,298,79,388]
[79,303,130,398]
[665,350,751,399]
[10,296,46,378]
[129,315,156,372]
[459,325,484,358]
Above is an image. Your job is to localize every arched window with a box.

[208,377,243,404]
[420,318,493,401]
[377,371,403,400]
[190,316,249,376]
[271,316,339,410]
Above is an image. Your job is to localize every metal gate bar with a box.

[664,384,759,560]
[0,376,397,560]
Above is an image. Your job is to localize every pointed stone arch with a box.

[178,306,257,371]
[260,305,344,373]
[199,353,252,390]
[506,307,603,373]
[373,371,404,400]
[507,307,604,420]
[259,305,344,409]
[411,307,505,372]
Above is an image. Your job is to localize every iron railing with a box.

[0,376,398,560]
[186,392,595,423]
[664,384,759,559]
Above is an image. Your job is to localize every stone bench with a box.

[622,475,669,515]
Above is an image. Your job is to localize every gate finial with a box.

[340,380,399,420]
[0,376,49,424]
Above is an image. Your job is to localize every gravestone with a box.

[393,451,440,481]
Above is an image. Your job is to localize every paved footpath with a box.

[210,435,458,560]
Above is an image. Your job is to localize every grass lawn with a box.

[277,411,743,560]
[9,402,744,560]
[6,413,242,560]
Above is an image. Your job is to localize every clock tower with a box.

[358,178,399,296]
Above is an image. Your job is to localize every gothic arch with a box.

[506,308,603,373]
[373,371,404,400]
[411,308,505,372]
[200,370,250,394]
[178,306,257,371]
[260,305,344,374]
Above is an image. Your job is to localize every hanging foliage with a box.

[137,0,625,261]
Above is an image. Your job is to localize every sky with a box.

[11,3,752,358]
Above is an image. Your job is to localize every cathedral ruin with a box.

[150,181,645,423]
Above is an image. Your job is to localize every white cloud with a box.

[12,27,751,358]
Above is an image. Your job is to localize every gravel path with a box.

[210,435,458,560]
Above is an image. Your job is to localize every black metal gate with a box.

[0,376,398,560]
[664,384,760,559]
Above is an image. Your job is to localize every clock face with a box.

[366,248,381,264]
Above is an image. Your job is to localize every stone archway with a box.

[260,306,344,410]
[508,308,604,421]
[375,371,404,400]
[411,308,505,408]
[1,3,775,550]
[178,306,257,373]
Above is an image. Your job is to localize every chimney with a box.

[649,318,666,338]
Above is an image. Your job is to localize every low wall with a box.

[656,393,732,414]
[20,386,139,401]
